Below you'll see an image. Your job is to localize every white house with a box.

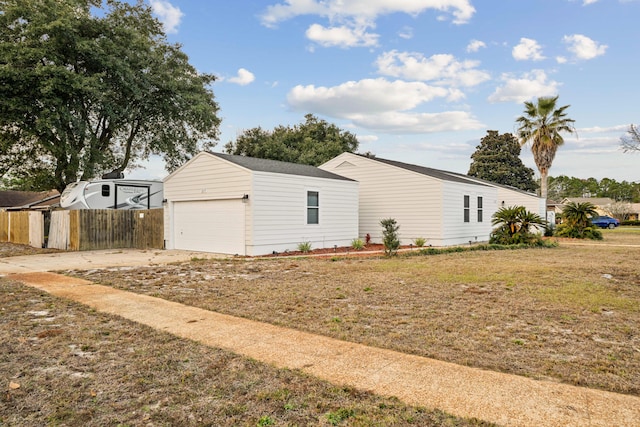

[320,153,500,246]
[163,152,358,256]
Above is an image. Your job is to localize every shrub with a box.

[621,220,640,226]
[297,241,312,253]
[490,206,546,245]
[380,218,400,256]
[555,224,603,240]
[413,237,426,247]
[351,238,365,250]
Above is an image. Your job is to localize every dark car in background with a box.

[591,216,620,229]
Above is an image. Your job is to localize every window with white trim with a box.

[463,195,470,223]
[307,191,319,224]
[477,196,483,222]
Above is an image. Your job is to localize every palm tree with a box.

[516,96,576,200]
[561,201,598,229]
[491,205,546,244]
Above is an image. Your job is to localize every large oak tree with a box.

[0,0,220,192]
[224,114,359,166]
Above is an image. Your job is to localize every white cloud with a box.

[466,39,486,53]
[375,50,490,87]
[578,124,628,133]
[149,0,183,34]
[286,78,484,133]
[356,134,379,143]
[260,0,476,27]
[512,38,545,61]
[488,70,560,103]
[582,0,598,5]
[306,23,378,48]
[556,56,568,64]
[398,26,414,40]
[562,34,607,60]
[350,111,485,133]
[228,68,255,86]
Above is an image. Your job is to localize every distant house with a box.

[0,190,60,211]
[163,152,358,255]
[320,153,546,246]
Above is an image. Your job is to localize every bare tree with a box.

[621,124,640,152]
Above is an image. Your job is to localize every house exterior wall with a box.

[441,181,497,246]
[320,153,445,245]
[249,171,358,255]
[163,152,253,251]
[495,187,545,218]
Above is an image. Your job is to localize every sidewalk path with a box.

[7,270,640,427]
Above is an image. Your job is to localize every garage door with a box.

[173,200,245,254]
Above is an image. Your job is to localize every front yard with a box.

[68,229,640,396]
[1,228,638,425]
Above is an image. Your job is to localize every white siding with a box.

[320,154,444,245]
[495,188,545,219]
[163,152,252,251]
[249,171,358,255]
[441,182,497,246]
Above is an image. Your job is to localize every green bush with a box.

[351,238,365,250]
[413,237,426,247]
[621,220,640,226]
[555,224,603,240]
[380,218,400,256]
[489,206,546,245]
[297,241,312,253]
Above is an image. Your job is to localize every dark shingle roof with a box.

[210,152,355,181]
[359,155,490,187]
[0,190,60,208]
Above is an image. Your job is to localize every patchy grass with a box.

[0,280,492,426]
[67,230,640,396]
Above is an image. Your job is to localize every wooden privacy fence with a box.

[0,211,45,248]
[48,209,164,251]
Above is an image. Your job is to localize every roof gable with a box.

[352,154,490,187]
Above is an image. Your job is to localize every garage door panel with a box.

[174,200,244,254]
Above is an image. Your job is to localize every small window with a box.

[477,196,483,223]
[101,185,110,197]
[463,195,470,223]
[307,191,319,224]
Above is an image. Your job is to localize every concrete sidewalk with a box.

[7,270,640,427]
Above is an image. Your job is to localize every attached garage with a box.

[163,152,358,256]
[172,200,245,254]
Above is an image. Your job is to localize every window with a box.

[477,196,483,222]
[307,191,319,224]
[463,195,470,223]
[101,185,110,197]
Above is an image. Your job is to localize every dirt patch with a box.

[0,279,492,426]
[0,242,59,258]
[68,236,640,396]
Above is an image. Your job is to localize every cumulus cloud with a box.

[260,0,476,27]
[306,23,378,48]
[375,50,490,87]
[149,0,183,34]
[228,68,256,86]
[466,39,486,53]
[261,0,474,48]
[286,78,484,133]
[562,34,607,60]
[512,38,545,61]
[488,70,560,103]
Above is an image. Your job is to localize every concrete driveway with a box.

[0,248,229,275]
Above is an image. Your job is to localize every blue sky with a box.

[131,0,639,182]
